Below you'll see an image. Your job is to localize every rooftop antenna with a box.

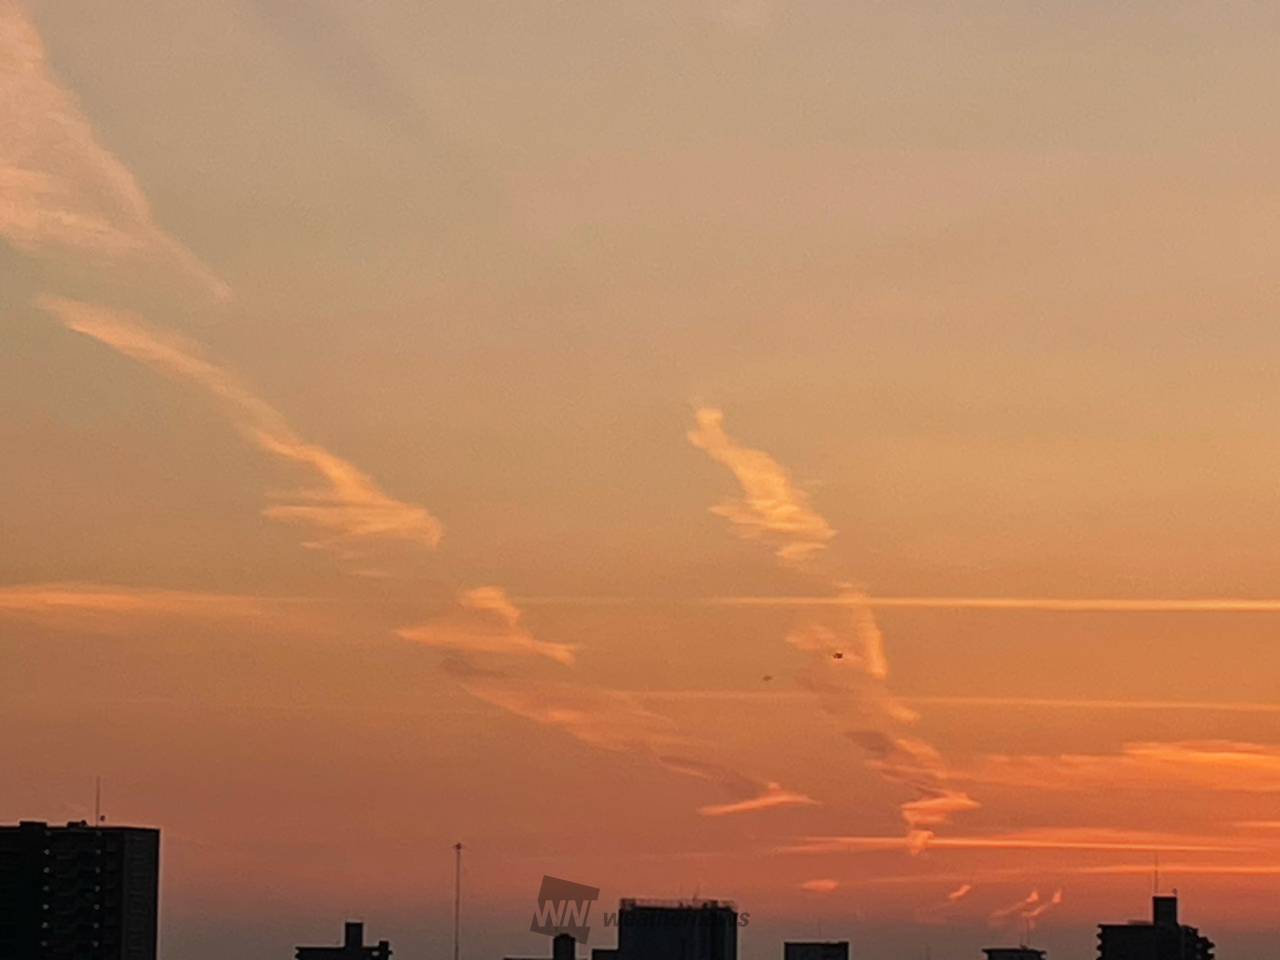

[453,842,463,960]
[1153,851,1160,895]
[94,777,103,824]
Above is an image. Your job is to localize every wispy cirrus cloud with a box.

[1021,888,1064,925]
[987,888,1063,929]
[688,407,834,565]
[698,782,819,817]
[0,582,333,639]
[0,1,228,298]
[988,889,1041,925]
[37,296,442,564]
[404,585,813,815]
[964,740,1280,794]
[914,880,976,923]
[779,827,1249,856]
[909,695,1280,715]
[1078,862,1280,877]
[706,594,1280,613]
[690,407,975,850]
[398,586,575,666]
[443,660,682,752]
[634,689,1280,715]
[0,582,268,621]
[798,878,839,894]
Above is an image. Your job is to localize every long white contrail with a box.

[515,594,1280,613]
[705,595,1280,612]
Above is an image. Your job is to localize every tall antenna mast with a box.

[1153,851,1160,895]
[453,842,463,960]
[94,777,102,824]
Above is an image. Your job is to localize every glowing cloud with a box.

[779,827,1247,856]
[37,296,442,563]
[687,407,834,565]
[399,586,576,666]
[689,407,976,847]
[0,2,228,298]
[1022,888,1064,925]
[705,594,1280,612]
[966,740,1280,794]
[408,587,811,814]
[0,583,267,621]
[799,878,839,894]
[988,890,1040,925]
[698,782,819,817]
[914,880,976,923]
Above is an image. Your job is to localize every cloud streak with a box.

[706,595,1280,613]
[914,880,976,923]
[0,582,267,620]
[634,689,1280,715]
[0,1,228,298]
[690,407,975,849]
[698,782,819,817]
[399,586,576,666]
[687,407,834,565]
[404,586,813,815]
[988,889,1040,925]
[38,296,443,563]
[1021,888,1064,925]
[964,740,1280,794]
[799,878,839,894]
[779,828,1249,856]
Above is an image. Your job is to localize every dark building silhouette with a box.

[983,949,1045,960]
[1097,896,1213,960]
[295,921,391,960]
[589,899,737,960]
[509,932,578,960]
[0,820,159,960]
[784,942,849,960]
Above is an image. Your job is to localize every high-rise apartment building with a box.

[0,820,160,960]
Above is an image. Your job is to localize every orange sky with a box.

[4,2,1280,957]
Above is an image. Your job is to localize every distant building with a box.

[590,899,737,960]
[0,819,160,960]
[983,949,1045,960]
[785,942,849,960]
[510,932,578,960]
[295,921,391,960]
[1097,896,1214,960]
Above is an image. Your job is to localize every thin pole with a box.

[94,777,101,824]
[453,842,463,960]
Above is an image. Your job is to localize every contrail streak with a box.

[514,594,1280,613]
[706,595,1280,612]
[688,407,976,849]
[634,690,1280,715]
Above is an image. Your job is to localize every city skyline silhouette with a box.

[0,820,1232,959]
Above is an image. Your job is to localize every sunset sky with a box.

[4,2,1280,958]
